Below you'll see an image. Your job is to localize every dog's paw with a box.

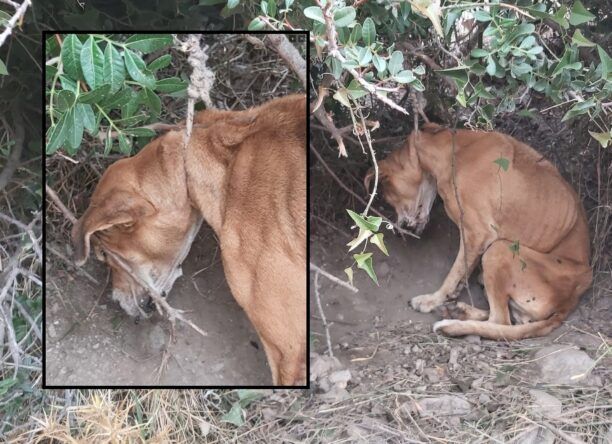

[410,293,443,313]
[433,319,461,335]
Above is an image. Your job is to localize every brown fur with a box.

[371,123,592,340]
[72,95,306,385]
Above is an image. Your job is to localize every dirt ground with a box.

[45,223,271,386]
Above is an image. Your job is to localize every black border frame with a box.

[42,30,310,390]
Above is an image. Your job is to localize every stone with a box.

[528,389,562,419]
[531,345,601,386]
[412,395,473,418]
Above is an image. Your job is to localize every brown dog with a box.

[365,123,592,340]
[72,94,306,385]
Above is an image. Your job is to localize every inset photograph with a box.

[44,32,306,387]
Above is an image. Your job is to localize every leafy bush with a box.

[45,34,187,156]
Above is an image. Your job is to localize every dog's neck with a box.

[412,129,456,184]
[182,131,232,235]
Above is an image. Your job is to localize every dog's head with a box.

[364,123,441,235]
[71,132,201,319]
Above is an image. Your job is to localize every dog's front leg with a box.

[411,236,482,313]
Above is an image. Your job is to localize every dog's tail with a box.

[433,311,568,341]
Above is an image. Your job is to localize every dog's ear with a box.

[71,191,156,266]
[420,122,446,134]
[210,115,259,147]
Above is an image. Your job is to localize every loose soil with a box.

[45,224,271,386]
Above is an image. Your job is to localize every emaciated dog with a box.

[365,123,592,340]
[72,94,306,385]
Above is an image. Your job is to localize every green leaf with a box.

[155,77,188,93]
[344,267,354,286]
[597,45,611,80]
[61,34,84,80]
[268,0,277,17]
[77,84,111,104]
[227,0,239,9]
[101,87,134,109]
[346,79,368,100]
[333,89,351,108]
[248,17,266,30]
[493,157,510,171]
[473,9,491,22]
[349,23,361,44]
[588,131,611,148]
[237,389,265,407]
[122,127,157,137]
[142,87,161,115]
[347,228,373,252]
[388,50,404,76]
[114,113,148,127]
[333,6,355,28]
[354,253,378,285]
[562,99,596,121]
[124,48,156,88]
[80,36,104,89]
[371,232,389,256]
[486,56,496,76]
[413,65,426,76]
[46,112,70,154]
[362,17,376,46]
[125,34,173,54]
[117,132,131,154]
[221,403,244,427]
[470,48,489,58]
[103,43,125,93]
[148,54,172,72]
[346,209,382,231]
[0,58,7,75]
[569,0,595,26]
[104,128,113,155]
[78,103,96,133]
[56,90,76,112]
[509,240,520,257]
[394,69,415,83]
[60,75,78,93]
[65,107,84,151]
[372,54,386,74]
[571,29,595,47]
[303,6,324,23]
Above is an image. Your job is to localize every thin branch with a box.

[310,262,359,293]
[312,106,348,157]
[356,106,378,215]
[0,0,31,48]
[313,271,334,357]
[266,34,306,88]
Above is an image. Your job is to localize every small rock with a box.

[448,347,460,366]
[423,368,439,383]
[478,394,491,405]
[464,335,481,344]
[329,369,351,387]
[48,324,57,338]
[412,395,473,417]
[528,390,562,419]
[403,347,411,356]
[414,359,425,375]
[531,345,601,386]
[92,343,100,350]
[412,345,421,353]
